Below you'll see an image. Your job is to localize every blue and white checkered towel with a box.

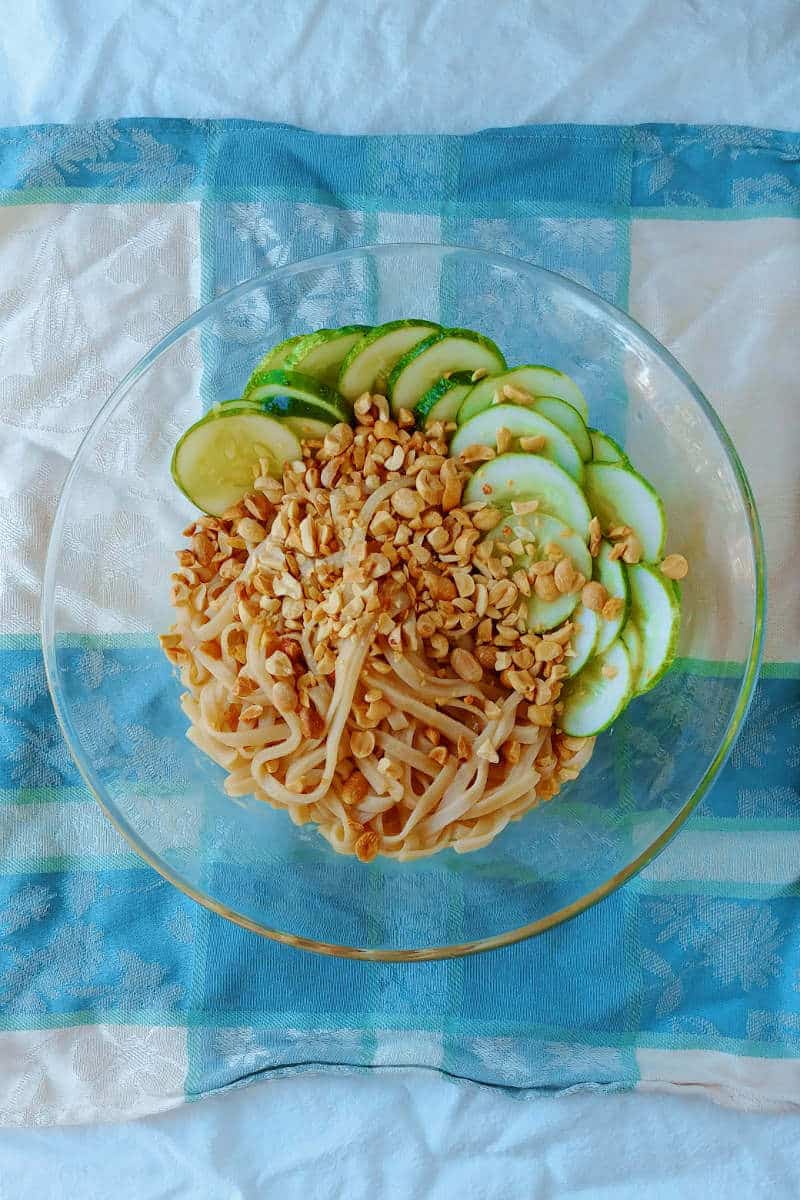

[1,119,798,1123]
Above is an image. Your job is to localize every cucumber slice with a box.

[484,512,592,633]
[449,404,583,484]
[387,328,506,415]
[243,369,351,421]
[528,594,576,633]
[567,605,599,677]
[560,639,633,737]
[531,397,592,462]
[590,428,628,464]
[245,334,305,393]
[171,407,300,517]
[283,325,371,388]
[252,393,340,441]
[414,372,474,428]
[338,319,441,400]
[620,619,643,679]
[463,453,592,541]
[458,389,592,463]
[594,540,630,654]
[583,463,667,562]
[456,365,589,425]
[626,563,681,694]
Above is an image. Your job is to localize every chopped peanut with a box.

[496,426,513,454]
[622,534,642,565]
[660,553,689,580]
[601,596,625,621]
[342,771,369,806]
[472,505,504,532]
[588,516,602,557]
[391,488,424,519]
[528,703,554,727]
[460,444,496,464]
[581,581,608,612]
[451,647,483,683]
[529,559,555,576]
[511,498,539,515]
[502,384,533,404]
[350,730,376,759]
[534,640,561,663]
[553,557,576,594]
[534,572,560,602]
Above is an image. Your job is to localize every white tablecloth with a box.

[3,1074,800,1199]
[2,1,798,1195]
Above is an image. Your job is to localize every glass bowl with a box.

[42,244,764,961]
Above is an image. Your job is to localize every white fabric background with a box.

[3,1074,800,1200]
[1,0,797,132]
[1,1,799,1195]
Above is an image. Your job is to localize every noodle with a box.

[162,399,595,861]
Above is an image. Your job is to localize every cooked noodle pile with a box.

[161,394,594,860]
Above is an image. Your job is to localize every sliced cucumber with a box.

[387,329,506,415]
[626,563,681,694]
[463,453,591,541]
[583,463,667,562]
[458,388,592,463]
[243,369,351,422]
[338,319,441,400]
[531,397,592,462]
[485,512,592,633]
[456,365,589,425]
[252,393,340,441]
[449,404,583,484]
[171,406,300,517]
[590,428,628,465]
[414,372,474,429]
[560,639,633,737]
[620,619,643,680]
[567,605,599,676]
[594,540,630,654]
[283,325,371,388]
[245,334,305,394]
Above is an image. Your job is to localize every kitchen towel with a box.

[0,119,798,1123]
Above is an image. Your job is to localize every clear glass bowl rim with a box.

[42,242,767,961]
